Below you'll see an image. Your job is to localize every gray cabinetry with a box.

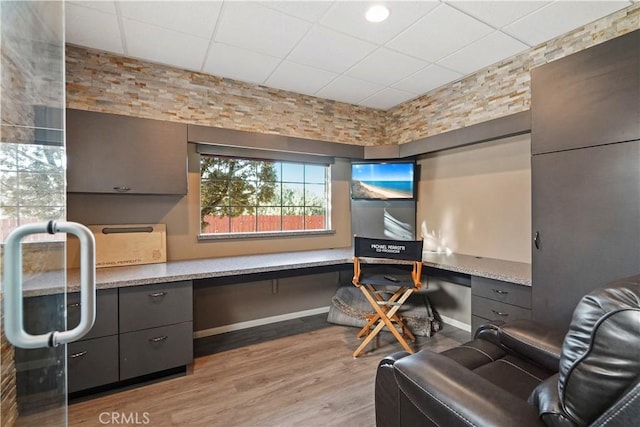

[531,30,639,155]
[531,141,640,327]
[471,277,531,333]
[66,109,187,195]
[119,281,193,380]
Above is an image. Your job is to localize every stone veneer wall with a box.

[65,46,386,146]
[66,4,639,147]
[388,3,640,144]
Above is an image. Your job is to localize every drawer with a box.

[119,281,193,333]
[68,335,119,393]
[471,277,531,309]
[472,295,532,324]
[119,321,193,380]
[68,288,118,340]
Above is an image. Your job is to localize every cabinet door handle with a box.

[113,186,131,192]
[67,302,80,308]
[69,350,88,359]
[491,310,509,317]
[149,335,168,343]
[534,231,540,250]
[492,289,509,295]
[149,291,167,298]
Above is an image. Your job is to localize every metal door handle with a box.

[69,350,88,359]
[491,310,509,317]
[492,289,509,295]
[149,291,167,298]
[534,231,540,250]
[149,335,168,343]
[3,221,96,349]
[113,186,131,192]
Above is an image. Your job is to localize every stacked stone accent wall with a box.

[65,47,386,146]
[65,4,639,147]
[388,3,640,143]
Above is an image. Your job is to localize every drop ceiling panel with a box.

[203,43,281,85]
[266,61,338,95]
[503,1,631,46]
[360,88,417,110]
[123,18,209,71]
[449,1,550,28]
[65,3,124,54]
[320,1,440,45]
[393,64,463,94]
[118,1,222,39]
[316,75,385,105]
[438,31,530,74]
[288,26,377,73]
[388,3,494,62]
[68,0,116,14]
[215,2,311,58]
[263,1,333,22]
[346,48,429,86]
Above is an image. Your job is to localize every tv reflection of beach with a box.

[351,180,412,199]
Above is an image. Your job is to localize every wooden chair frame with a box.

[351,237,423,358]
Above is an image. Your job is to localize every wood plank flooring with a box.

[62,317,470,427]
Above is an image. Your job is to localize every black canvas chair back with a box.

[354,237,424,262]
[351,236,424,357]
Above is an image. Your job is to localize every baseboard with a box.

[439,314,472,333]
[193,306,331,339]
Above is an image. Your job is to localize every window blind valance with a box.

[196,143,333,165]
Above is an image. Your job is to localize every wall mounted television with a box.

[351,161,416,200]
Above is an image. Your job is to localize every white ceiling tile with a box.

[503,1,631,46]
[320,1,439,45]
[118,1,222,39]
[448,1,550,29]
[262,1,333,22]
[438,31,529,74]
[215,2,311,58]
[287,26,377,73]
[392,64,463,94]
[123,18,209,71]
[388,3,494,62]
[346,48,429,86]
[265,61,337,96]
[65,3,124,54]
[360,88,417,110]
[316,75,385,105]
[68,0,116,14]
[203,43,281,85]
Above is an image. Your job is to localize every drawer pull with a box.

[491,310,509,317]
[149,335,168,343]
[113,186,131,192]
[67,302,80,308]
[492,289,509,295]
[149,291,167,298]
[69,350,88,359]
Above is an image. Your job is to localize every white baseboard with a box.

[193,306,330,339]
[439,314,472,333]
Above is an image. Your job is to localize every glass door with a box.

[1,2,68,425]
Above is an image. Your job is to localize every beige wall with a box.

[67,146,352,265]
[417,134,531,263]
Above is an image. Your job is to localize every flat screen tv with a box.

[351,161,416,200]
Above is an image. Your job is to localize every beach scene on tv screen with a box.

[351,163,414,199]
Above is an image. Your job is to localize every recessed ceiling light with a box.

[365,5,390,23]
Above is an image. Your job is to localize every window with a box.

[200,155,329,235]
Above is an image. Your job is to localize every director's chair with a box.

[351,236,424,357]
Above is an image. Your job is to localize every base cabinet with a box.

[471,277,531,333]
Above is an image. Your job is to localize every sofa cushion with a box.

[473,354,555,400]
[559,279,640,425]
[440,338,506,370]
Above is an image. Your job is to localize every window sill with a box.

[197,229,336,241]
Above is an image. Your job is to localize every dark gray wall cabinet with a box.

[531,30,640,328]
[531,30,640,155]
[66,109,188,195]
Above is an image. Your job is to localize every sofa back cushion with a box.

[558,278,640,425]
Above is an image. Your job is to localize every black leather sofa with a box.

[375,276,639,427]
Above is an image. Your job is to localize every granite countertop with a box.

[22,248,531,296]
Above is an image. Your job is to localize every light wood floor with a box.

[65,319,469,427]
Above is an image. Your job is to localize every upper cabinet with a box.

[66,109,188,195]
[531,30,639,155]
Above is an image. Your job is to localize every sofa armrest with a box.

[393,350,545,427]
[497,319,565,372]
[375,351,412,427]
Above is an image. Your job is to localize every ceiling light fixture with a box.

[365,5,390,23]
